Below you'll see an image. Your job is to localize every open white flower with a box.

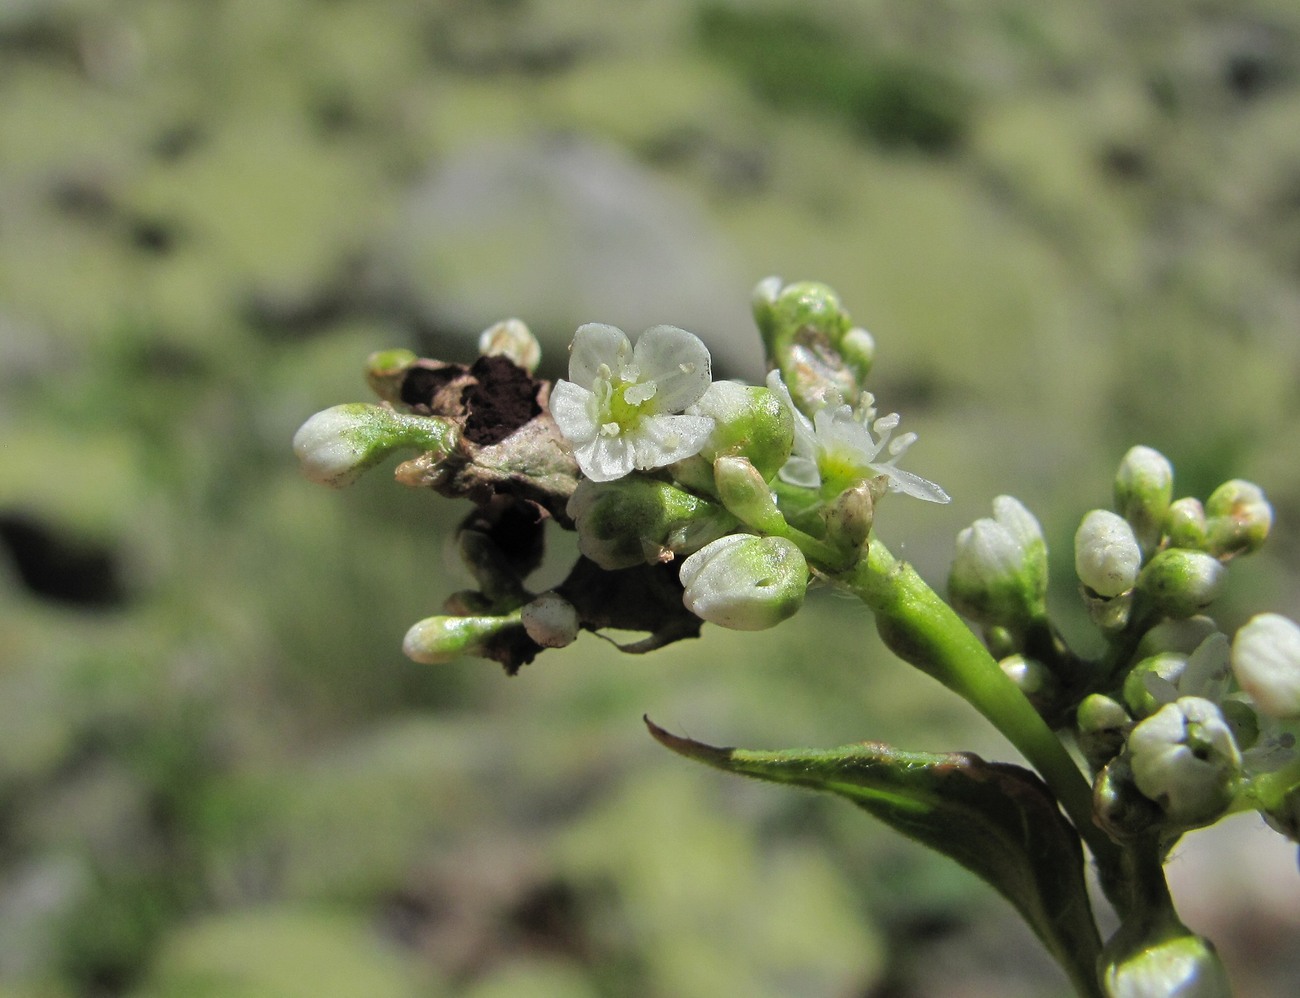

[550,323,715,483]
[766,370,949,503]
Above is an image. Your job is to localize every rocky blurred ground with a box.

[1,1,1299,995]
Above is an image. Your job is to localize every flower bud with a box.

[1114,445,1173,553]
[1205,479,1272,559]
[1232,613,1300,720]
[1075,509,1141,598]
[365,349,418,404]
[1165,497,1208,550]
[293,403,458,488]
[679,534,807,631]
[521,591,580,649]
[949,495,1048,627]
[1103,927,1231,998]
[751,277,862,415]
[820,478,880,556]
[688,381,794,482]
[403,611,521,664]
[567,477,736,571]
[1093,757,1163,840]
[1128,697,1241,828]
[478,318,541,373]
[1134,616,1219,659]
[1122,653,1187,719]
[713,456,785,534]
[1138,549,1225,618]
[1077,694,1132,770]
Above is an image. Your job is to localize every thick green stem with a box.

[842,539,1123,877]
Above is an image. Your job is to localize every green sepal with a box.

[646,720,1103,998]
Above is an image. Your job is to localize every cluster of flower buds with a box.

[1071,449,1299,845]
[292,279,951,666]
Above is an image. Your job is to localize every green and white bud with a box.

[1134,616,1220,660]
[1138,548,1225,618]
[365,349,418,404]
[1128,697,1241,828]
[293,403,458,488]
[713,456,785,534]
[1232,613,1300,720]
[949,495,1048,627]
[1123,653,1188,719]
[1103,927,1231,998]
[521,591,580,649]
[478,317,541,373]
[567,477,736,571]
[403,611,521,665]
[1166,497,1208,550]
[688,381,795,482]
[1078,694,1132,770]
[1205,479,1272,560]
[679,534,807,631]
[1114,445,1173,553]
[1075,509,1141,598]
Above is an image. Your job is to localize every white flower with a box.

[1128,696,1241,826]
[550,323,715,482]
[765,370,949,503]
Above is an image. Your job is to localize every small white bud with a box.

[1139,549,1225,618]
[1114,445,1173,552]
[679,534,807,631]
[1232,613,1300,720]
[1205,479,1272,559]
[478,318,541,373]
[521,592,580,649]
[948,495,1048,626]
[403,613,517,665]
[1075,509,1141,598]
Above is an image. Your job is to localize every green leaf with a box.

[646,719,1103,998]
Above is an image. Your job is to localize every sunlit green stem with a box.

[842,538,1122,874]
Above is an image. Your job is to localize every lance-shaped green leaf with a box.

[646,720,1103,998]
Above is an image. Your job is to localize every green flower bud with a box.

[403,611,521,664]
[1232,613,1300,720]
[1138,548,1225,618]
[949,495,1048,627]
[1102,926,1231,998]
[521,591,580,649]
[713,456,785,534]
[365,349,419,405]
[478,318,541,373]
[751,277,863,415]
[1114,445,1173,553]
[679,534,807,631]
[1077,694,1132,771]
[1205,479,1272,560]
[292,403,458,488]
[688,381,795,482]
[1093,756,1163,840]
[820,478,880,557]
[999,653,1056,712]
[1128,697,1241,828]
[1075,509,1141,598]
[567,477,737,571]
[1166,497,1208,550]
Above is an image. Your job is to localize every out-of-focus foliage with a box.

[1,1,1299,996]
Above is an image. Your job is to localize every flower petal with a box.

[777,456,821,489]
[633,325,712,412]
[570,323,631,385]
[631,413,715,469]
[575,433,636,482]
[877,465,951,503]
[550,379,599,445]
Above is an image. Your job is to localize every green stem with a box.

[842,538,1123,876]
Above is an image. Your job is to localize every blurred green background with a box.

[2,1,1299,995]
